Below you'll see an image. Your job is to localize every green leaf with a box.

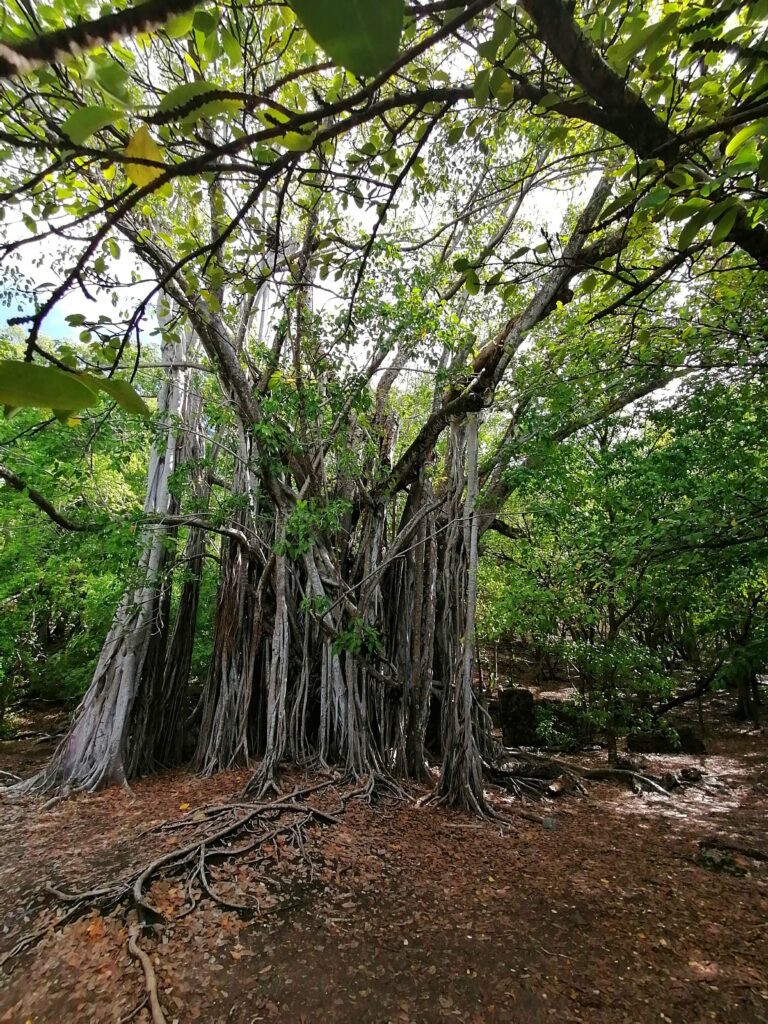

[281,131,316,152]
[677,208,714,250]
[221,28,242,65]
[601,191,637,220]
[0,360,99,413]
[607,13,678,68]
[165,10,196,38]
[290,0,404,77]
[725,120,764,159]
[582,274,597,293]
[494,77,515,105]
[464,270,480,295]
[488,68,506,98]
[636,186,670,210]
[477,38,499,62]
[667,198,709,221]
[446,124,464,146]
[473,68,491,106]
[193,10,218,33]
[62,106,121,145]
[729,140,760,173]
[665,168,694,189]
[85,59,131,105]
[711,206,739,246]
[81,374,150,416]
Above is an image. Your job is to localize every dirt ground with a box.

[0,702,766,1024]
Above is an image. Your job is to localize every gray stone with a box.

[498,687,537,746]
[627,725,706,755]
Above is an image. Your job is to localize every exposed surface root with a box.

[494,748,683,798]
[582,766,672,796]
[0,903,83,968]
[422,783,508,824]
[2,712,766,1024]
[127,924,167,1024]
[2,776,368,977]
[117,995,148,1024]
[699,835,768,862]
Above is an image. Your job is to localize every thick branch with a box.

[653,662,723,718]
[0,0,202,78]
[519,0,768,269]
[144,515,256,553]
[487,518,524,541]
[0,463,93,532]
[520,0,675,157]
[380,176,613,496]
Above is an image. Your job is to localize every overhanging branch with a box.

[0,463,93,532]
[519,0,768,270]
[0,0,203,78]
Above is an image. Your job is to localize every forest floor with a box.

[0,700,766,1024]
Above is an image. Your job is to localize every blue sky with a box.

[0,224,154,345]
[0,293,77,340]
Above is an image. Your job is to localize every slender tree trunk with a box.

[249,525,290,793]
[14,324,196,794]
[434,414,491,813]
[129,362,207,775]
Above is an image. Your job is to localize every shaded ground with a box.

[0,708,766,1023]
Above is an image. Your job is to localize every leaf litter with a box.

[0,719,766,1023]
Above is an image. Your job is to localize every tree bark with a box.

[13,319,198,794]
[434,414,491,813]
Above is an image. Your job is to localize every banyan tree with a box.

[2,0,767,810]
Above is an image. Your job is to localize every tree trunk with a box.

[434,414,491,814]
[193,435,266,776]
[14,323,197,794]
[128,361,207,775]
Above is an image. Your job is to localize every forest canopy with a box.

[0,0,766,810]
